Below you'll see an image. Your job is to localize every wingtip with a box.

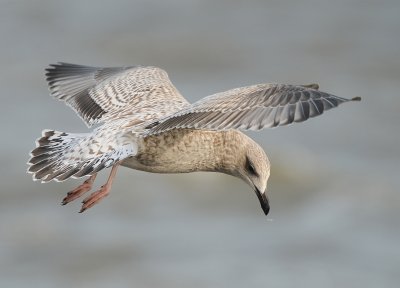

[45,62,61,73]
[351,96,362,101]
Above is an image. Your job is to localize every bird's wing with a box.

[46,63,190,127]
[147,83,360,134]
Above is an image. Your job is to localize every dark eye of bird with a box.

[246,157,258,177]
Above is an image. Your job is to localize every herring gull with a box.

[27,63,360,214]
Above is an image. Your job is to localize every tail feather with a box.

[28,129,135,182]
[28,130,86,182]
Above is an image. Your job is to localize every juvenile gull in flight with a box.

[28,63,360,214]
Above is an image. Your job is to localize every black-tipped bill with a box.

[255,188,270,215]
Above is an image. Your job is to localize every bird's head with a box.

[223,132,270,215]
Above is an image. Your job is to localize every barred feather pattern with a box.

[27,129,136,182]
[46,63,190,127]
[148,84,360,134]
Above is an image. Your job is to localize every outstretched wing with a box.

[148,83,360,134]
[46,63,190,127]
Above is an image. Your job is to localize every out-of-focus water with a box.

[1,0,399,287]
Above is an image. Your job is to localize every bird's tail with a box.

[28,129,136,182]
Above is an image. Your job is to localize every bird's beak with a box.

[255,188,270,216]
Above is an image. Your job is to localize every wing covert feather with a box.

[148,83,360,134]
[46,63,189,127]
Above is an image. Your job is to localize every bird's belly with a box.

[120,154,196,174]
[120,129,224,174]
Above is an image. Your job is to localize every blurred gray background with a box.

[1,0,399,287]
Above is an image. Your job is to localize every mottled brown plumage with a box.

[28,63,360,215]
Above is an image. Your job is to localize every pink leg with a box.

[79,164,120,213]
[62,174,97,205]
